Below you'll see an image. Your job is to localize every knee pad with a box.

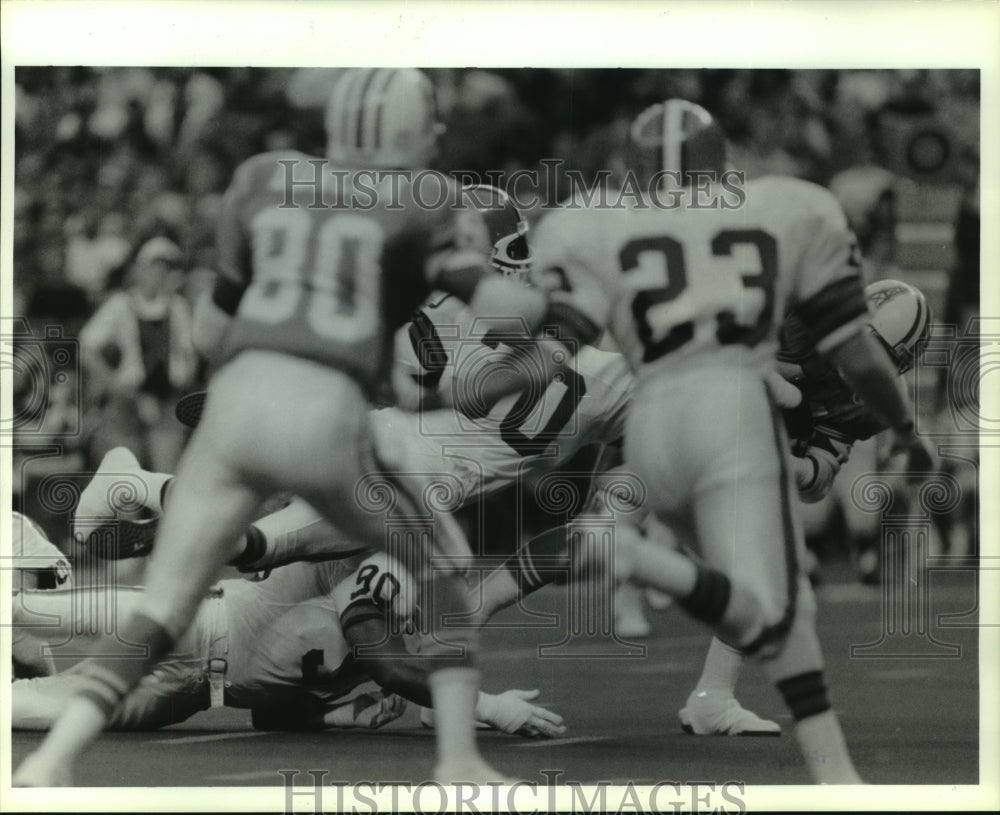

[678,564,732,626]
[728,583,795,660]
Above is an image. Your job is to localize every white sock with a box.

[693,637,744,695]
[142,471,173,515]
[429,666,483,770]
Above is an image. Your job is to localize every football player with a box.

[11,512,73,679]
[781,278,933,503]
[12,553,565,738]
[387,185,779,736]
[78,186,775,737]
[15,69,549,787]
[72,187,633,572]
[524,99,934,783]
[665,277,934,735]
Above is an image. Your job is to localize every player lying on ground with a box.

[14,69,551,787]
[11,512,74,679]
[12,536,564,737]
[518,99,933,783]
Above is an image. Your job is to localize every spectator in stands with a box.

[80,237,196,473]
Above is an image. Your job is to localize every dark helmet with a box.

[456,184,532,283]
[631,98,728,187]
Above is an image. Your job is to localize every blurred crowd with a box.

[11,67,981,546]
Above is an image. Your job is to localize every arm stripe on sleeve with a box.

[544,300,602,347]
[793,275,867,349]
[340,601,387,633]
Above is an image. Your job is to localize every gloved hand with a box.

[476,689,566,737]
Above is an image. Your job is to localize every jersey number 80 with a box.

[240,209,384,342]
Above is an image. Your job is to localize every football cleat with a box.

[325,68,444,169]
[174,390,207,428]
[80,517,159,560]
[864,279,932,374]
[72,446,145,526]
[678,690,782,737]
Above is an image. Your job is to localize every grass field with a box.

[9,565,986,811]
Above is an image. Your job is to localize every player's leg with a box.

[631,502,778,735]
[12,673,91,730]
[687,378,860,781]
[679,637,781,736]
[14,363,266,787]
[245,357,495,782]
[229,497,360,572]
[72,447,168,559]
[614,582,651,638]
[12,664,209,732]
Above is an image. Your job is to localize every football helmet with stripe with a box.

[324,68,444,169]
[865,279,931,373]
[630,98,728,187]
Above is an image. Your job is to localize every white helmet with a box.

[865,279,931,373]
[324,68,444,169]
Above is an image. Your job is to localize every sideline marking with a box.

[516,736,608,748]
[148,731,267,745]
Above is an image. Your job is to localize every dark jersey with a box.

[213,150,458,392]
[778,310,887,450]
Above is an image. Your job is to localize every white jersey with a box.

[12,512,72,589]
[376,293,634,502]
[222,553,414,707]
[530,176,869,384]
[12,554,416,729]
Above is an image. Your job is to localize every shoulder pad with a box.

[749,175,848,230]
